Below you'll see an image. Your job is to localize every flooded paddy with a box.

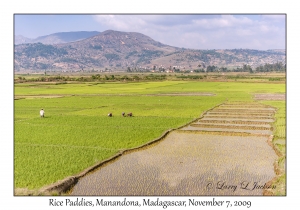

[206,113,273,117]
[200,117,274,123]
[180,126,273,135]
[185,103,276,136]
[191,122,272,128]
[70,102,278,196]
[203,115,274,120]
[71,133,276,196]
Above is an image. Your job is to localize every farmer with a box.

[40,109,44,118]
[108,113,112,117]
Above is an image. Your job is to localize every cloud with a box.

[192,15,253,29]
[93,15,151,31]
[93,14,285,50]
[262,14,286,22]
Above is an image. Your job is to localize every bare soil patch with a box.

[15,95,65,99]
[254,93,285,101]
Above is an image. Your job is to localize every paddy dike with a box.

[70,102,278,196]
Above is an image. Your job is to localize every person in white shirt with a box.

[40,109,44,118]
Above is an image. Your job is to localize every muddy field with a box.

[71,133,276,196]
[181,103,276,136]
[70,102,278,196]
[254,93,285,101]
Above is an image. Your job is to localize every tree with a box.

[159,67,165,72]
[242,64,253,73]
[206,65,217,72]
[220,67,228,72]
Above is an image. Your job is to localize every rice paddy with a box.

[70,102,279,195]
[71,133,277,195]
[14,79,286,195]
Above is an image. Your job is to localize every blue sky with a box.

[14,14,286,50]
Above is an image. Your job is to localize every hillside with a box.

[14,31,100,45]
[14,30,286,72]
[14,35,33,45]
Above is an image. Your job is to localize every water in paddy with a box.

[70,132,277,196]
[192,122,272,128]
[201,117,274,123]
[70,102,278,196]
[180,126,273,135]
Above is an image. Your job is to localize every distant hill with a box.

[14,35,33,45]
[14,30,286,72]
[14,31,100,45]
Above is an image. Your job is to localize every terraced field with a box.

[70,102,278,196]
[181,102,275,135]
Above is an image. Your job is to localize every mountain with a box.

[14,31,100,45]
[14,30,286,72]
[14,35,33,45]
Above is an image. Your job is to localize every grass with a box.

[261,101,286,150]
[14,80,285,96]
[14,94,223,189]
[261,100,286,195]
[14,80,286,191]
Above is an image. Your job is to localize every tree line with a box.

[15,74,169,83]
[201,62,285,73]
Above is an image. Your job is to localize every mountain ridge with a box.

[14,30,286,72]
[14,31,101,45]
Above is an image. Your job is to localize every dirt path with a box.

[70,102,278,196]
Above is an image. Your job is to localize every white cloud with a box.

[259,24,271,33]
[192,15,253,29]
[93,14,285,50]
[236,28,254,36]
[262,14,286,22]
[93,15,155,32]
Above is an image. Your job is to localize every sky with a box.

[14,14,286,50]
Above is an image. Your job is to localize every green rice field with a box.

[14,80,286,191]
